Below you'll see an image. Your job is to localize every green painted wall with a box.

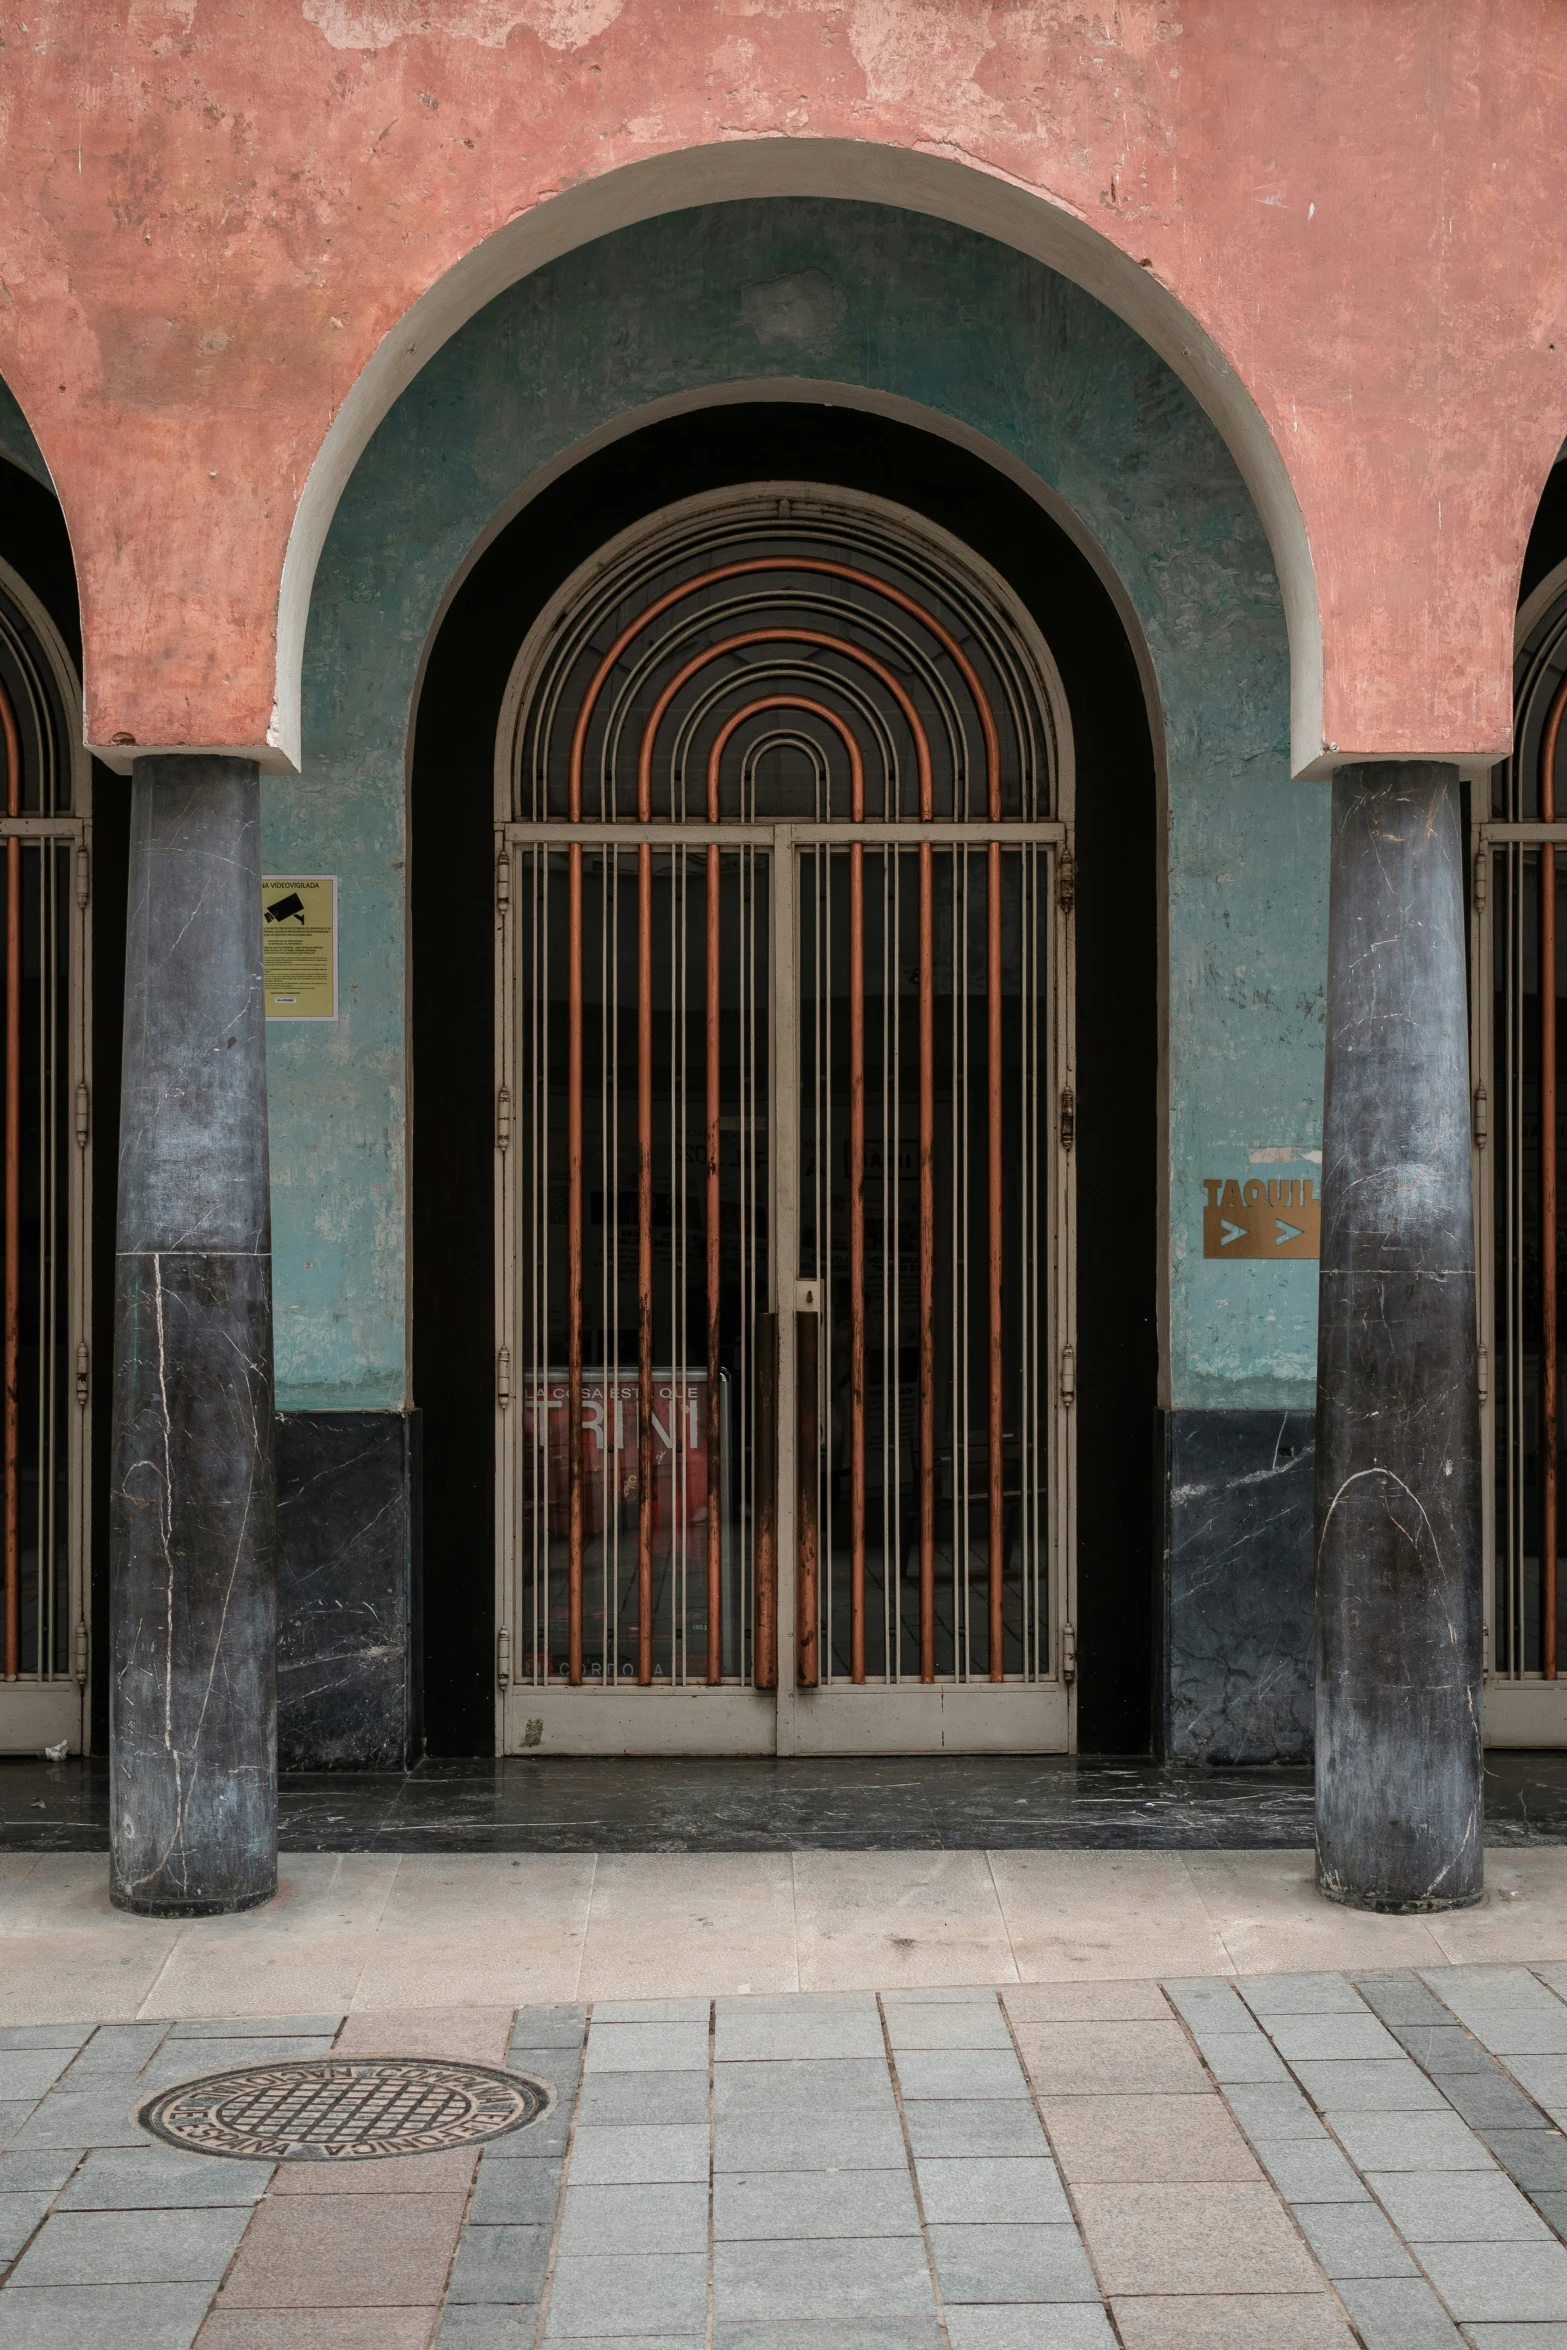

[275,196,1326,1415]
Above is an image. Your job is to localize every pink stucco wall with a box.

[1,1,1563,769]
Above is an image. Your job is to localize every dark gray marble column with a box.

[110,755,277,1915]
[1315,760,1482,1913]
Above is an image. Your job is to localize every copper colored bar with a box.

[0,683,17,1684]
[707,696,863,819]
[567,844,584,1686]
[706,845,722,1685]
[1543,676,1567,1676]
[637,841,654,1686]
[919,841,935,1682]
[988,843,1004,1681]
[753,1312,779,1690]
[796,1309,820,1688]
[849,842,866,1684]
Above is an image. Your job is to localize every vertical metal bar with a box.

[918,838,935,1682]
[796,1308,820,1688]
[754,1310,779,1689]
[849,842,866,1684]
[1542,679,1567,1676]
[988,840,1004,1681]
[1,683,20,1682]
[638,841,654,1685]
[567,844,584,1686]
[707,851,723,1684]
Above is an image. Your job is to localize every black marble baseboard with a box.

[275,1410,423,1770]
[1161,1407,1316,1764]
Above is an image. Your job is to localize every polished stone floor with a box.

[7,1966,1567,2347]
[1,1751,1565,1854]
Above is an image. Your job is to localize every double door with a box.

[494,822,1073,1752]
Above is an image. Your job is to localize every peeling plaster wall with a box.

[271,197,1324,1415]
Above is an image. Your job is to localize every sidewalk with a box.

[3,1852,1567,2345]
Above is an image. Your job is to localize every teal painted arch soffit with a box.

[278,195,1324,1414]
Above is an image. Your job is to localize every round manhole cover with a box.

[138,2057,551,2162]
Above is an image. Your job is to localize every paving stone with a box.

[899,2100,1049,2161]
[1191,2034,1289,2084]
[560,2180,708,2256]
[1464,2328,1567,2349]
[1267,2014,1404,2064]
[712,2235,935,2322]
[710,2326,943,2350]
[1290,2057,1447,2111]
[714,2060,896,2118]
[435,2309,542,2349]
[1221,2084,1327,2141]
[1040,2093,1260,2185]
[0,2104,41,2151]
[1389,2026,1494,2075]
[913,2155,1070,2224]
[1334,2276,1466,2347]
[1330,2110,1497,2172]
[567,2123,708,2184]
[944,2312,1117,2350]
[1110,2295,1359,2348]
[928,2220,1100,2303]
[9,2090,148,2149]
[511,2004,589,2048]
[1497,2054,1567,2121]
[470,2156,563,2225]
[1412,2237,1567,2321]
[0,2190,54,2259]
[165,2016,345,2040]
[590,2001,710,2025]
[1532,2189,1567,2236]
[505,2047,580,2095]
[713,2167,919,2240]
[882,2006,1011,2053]
[715,2110,910,2173]
[65,2026,169,2077]
[1161,1980,1252,2027]
[1074,2180,1323,2296]
[1291,2199,1418,2278]
[0,2281,214,2350]
[583,2022,708,2076]
[1436,2072,1549,2131]
[0,2028,93,2053]
[1368,2167,1549,2242]
[215,2188,468,2306]
[1239,1975,1367,2016]
[577,2072,710,2128]
[10,2203,251,2285]
[894,2050,1027,2102]
[0,2150,80,2194]
[0,2050,79,2101]
[1252,2139,1370,2202]
[544,2250,708,2337]
[1011,2023,1207,2098]
[714,2004,886,2063]
[1485,2131,1567,2190]
[58,2144,271,2208]
[446,2221,551,2303]
[1356,1976,1454,2030]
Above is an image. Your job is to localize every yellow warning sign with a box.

[1202,1175,1320,1260]
[262,876,337,1020]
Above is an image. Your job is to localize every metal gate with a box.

[0,568,92,1754]
[494,488,1074,1753]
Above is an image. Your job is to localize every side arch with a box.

[273,144,1321,777]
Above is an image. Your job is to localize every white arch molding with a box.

[271,140,1322,779]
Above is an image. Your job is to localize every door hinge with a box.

[496,851,511,915]
[1483,1618,1491,1683]
[75,1343,89,1408]
[73,1617,88,1688]
[74,1083,89,1150]
[1473,846,1489,913]
[1478,1343,1489,1407]
[1060,1343,1076,1407]
[497,1623,512,1690]
[496,1345,511,1408]
[1473,1083,1489,1149]
[1061,1620,1077,1686]
[75,844,90,910]
[1059,1087,1075,1153]
[496,1087,512,1151]
[1057,847,1076,917]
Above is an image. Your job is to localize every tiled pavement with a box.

[8,1972,1567,2343]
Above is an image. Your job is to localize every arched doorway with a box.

[492,485,1073,1752]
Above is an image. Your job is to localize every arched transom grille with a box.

[508,490,1057,825]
